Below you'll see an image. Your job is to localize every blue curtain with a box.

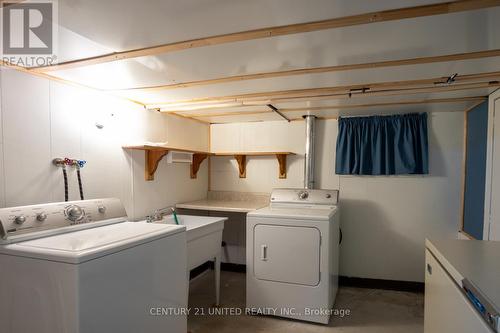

[335,113,428,175]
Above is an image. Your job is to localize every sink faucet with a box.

[146,207,176,223]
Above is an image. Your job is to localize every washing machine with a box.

[246,188,340,324]
[0,198,187,333]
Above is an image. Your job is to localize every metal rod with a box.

[267,104,290,122]
[303,115,316,189]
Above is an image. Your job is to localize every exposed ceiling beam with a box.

[185,96,487,118]
[188,110,272,118]
[237,97,485,118]
[157,82,500,112]
[149,71,500,111]
[304,98,489,121]
[29,0,500,72]
[157,82,499,112]
[265,82,499,104]
[168,112,211,124]
[207,99,486,123]
[112,49,500,91]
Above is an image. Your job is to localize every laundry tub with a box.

[158,215,226,305]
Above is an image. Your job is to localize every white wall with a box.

[210,113,463,282]
[0,68,208,219]
[210,120,339,191]
[339,113,464,282]
[211,121,304,192]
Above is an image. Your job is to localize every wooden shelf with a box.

[213,152,294,156]
[123,146,295,181]
[124,145,209,154]
[213,152,295,179]
[123,145,210,180]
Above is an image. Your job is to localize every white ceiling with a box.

[32,1,500,122]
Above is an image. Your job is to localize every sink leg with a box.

[215,253,221,306]
[186,270,190,307]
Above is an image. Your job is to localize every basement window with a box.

[335,113,429,175]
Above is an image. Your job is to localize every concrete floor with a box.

[188,271,424,333]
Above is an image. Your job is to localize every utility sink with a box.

[155,214,226,305]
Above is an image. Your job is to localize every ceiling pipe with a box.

[303,115,316,189]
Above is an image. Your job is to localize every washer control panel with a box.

[0,198,126,242]
[65,204,85,222]
[271,188,339,205]
[297,190,309,200]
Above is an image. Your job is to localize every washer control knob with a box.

[298,191,309,200]
[14,215,26,225]
[66,205,84,222]
[326,193,331,199]
[98,205,106,214]
[36,212,48,222]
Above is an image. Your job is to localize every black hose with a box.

[62,167,69,202]
[77,168,84,200]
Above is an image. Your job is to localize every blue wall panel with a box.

[463,102,488,239]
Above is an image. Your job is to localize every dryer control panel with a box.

[270,188,338,205]
[0,198,126,243]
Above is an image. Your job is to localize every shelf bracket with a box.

[191,153,208,179]
[234,155,247,178]
[276,154,288,179]
[145,150,168,181]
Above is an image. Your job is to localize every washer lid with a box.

[248,206,337,221]
[0,222,185,264]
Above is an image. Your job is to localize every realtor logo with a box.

[1,0,57,66]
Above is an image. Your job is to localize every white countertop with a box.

[426,238,500,313]
[176,199,267,213]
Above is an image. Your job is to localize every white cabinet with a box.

[424,250,492,333]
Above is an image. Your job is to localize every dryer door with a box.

[253,224,320,286]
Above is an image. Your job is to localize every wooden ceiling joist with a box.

[266,82,500,104]
[290,98,490,122]
[149,71,500,111]
[208,99,488,123]
[29,0,500,72]
[156,82,500,112]
[114,49,500,91]
[167,112,211,124]
[185,96,487,118]
[158,83,499,114]
[187,110,272,118]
